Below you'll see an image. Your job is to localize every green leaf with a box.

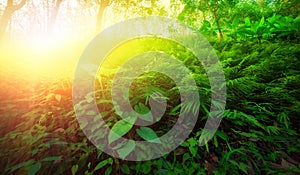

[134,103,153,122]
[169,104,181,115]
[215,130,228,142]
[138,103,150,114]
[238,162,250,174]
[105,166,112,175]
[28,162,41,175]
[183,153,190,161]
[180,141,189,147]
[85,93,94,103]
[188,137,198,147]
[108,119,133,144]
[294,15,300,23]
[86,110,96,116]
[121,164,130,174]
[41,156,62,162]
[9,159,35,172]
[240,112,264,129]
[188,138,198,157]
[94,159,110,171]
[31,149,39,156]
[201,20,211,29]
[200,103,209,114]
[232,16,240,29]
[141,163,151,174]
[80,119,88,128]
[71,165,78,175]
[259,16,265,27]
[136,127,161,143]
[245,17,251,25]
[213,135,218,148]
[220,148,246,164]
[117,140,135,159]
[189,145,198,157]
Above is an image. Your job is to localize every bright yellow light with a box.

[0,0,96,81]
[0,26,83,80]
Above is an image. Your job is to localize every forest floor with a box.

[0,38,299,175]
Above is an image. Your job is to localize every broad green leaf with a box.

[71,165,78,175]
[134,103,153,122]
[121,164,130,174]
[28,162,41,175]
[113,140,128,150]
[137,113,153,122]
[108,119,133,144]
[94,159,110,171]
[136,127,161,143]
[122,114,137,125]
[202,20,211,28]
[117,140,135,159]
[138,103,150,114]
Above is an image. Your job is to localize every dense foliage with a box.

[0,0,299,174]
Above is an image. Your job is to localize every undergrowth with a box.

[0,36,299,175]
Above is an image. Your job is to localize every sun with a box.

[6,7,90,79]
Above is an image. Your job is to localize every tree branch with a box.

[206,0,218,13]
[12,0,27,11]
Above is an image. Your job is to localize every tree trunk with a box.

[213,11,223,40]
[48,0,63,34]
[206,0,223,40]
[95,0,112,97]
[96,0,112,34]
[0,0,27,41]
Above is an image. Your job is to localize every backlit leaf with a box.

[71,165,78,175]
[117,140,135,159]
[136,127,161,143]
[108,119,133,144]
[28,162,41,175]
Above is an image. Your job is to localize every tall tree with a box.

[48,0,63,34]
[93,0,169,33]
[96,0,112,33]
[206,0,223,39]
[0,0,27,41]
